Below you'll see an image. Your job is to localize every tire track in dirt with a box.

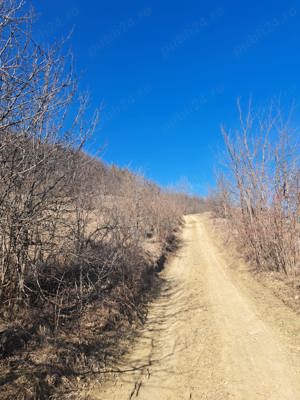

[89,214,300,400]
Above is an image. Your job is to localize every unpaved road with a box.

[91,214,300,399]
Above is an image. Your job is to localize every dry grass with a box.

[210,215,300,313]
[209,99,299,278]
[0,2,204,398]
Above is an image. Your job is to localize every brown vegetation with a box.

[0,2,204,399]
[211,99,300,279]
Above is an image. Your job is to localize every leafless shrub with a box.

[218,99,300,275]
[0,0,99,316]
[0,3,204,397]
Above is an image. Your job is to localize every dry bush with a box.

[217,99,300,276]
[0,2,204,398]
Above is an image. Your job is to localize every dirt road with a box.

[91,214,300,399]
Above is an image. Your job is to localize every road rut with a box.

[91,214,300,399]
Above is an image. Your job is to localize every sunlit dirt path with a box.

[90,214,300,400]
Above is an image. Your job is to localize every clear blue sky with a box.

[32,0,300,194]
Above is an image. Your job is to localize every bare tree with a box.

[0,3,204,397]
[219,99,300,275]
[0,0,97,311]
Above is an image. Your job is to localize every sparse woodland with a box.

[211,100,300,278]
[0,2,204,398]
[3,1,300,399]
